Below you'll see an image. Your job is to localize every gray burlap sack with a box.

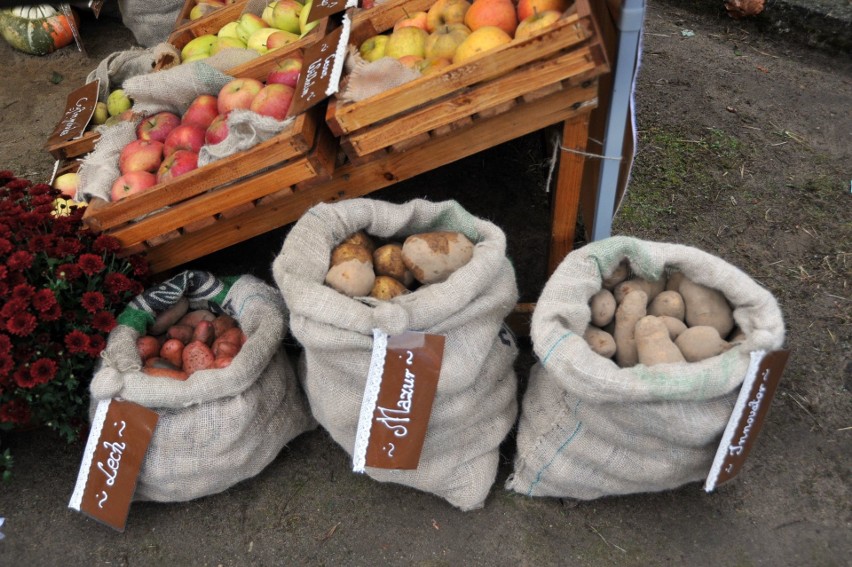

[273,199,519,511]
[338,47,420,104]
[118,0,183,48]
[506,236,786,500]
[90,271,316,502]
[86,43,181,101]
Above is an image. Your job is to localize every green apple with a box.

[236,13,269,43]
[385,27,428,59]
[92,101,109,125]
[217,21,240,39]
[271,0,302,34]
[183,53,212,63]
[261,1,279,26]
[106,89,132,117]
[299,0,318,36]
[359,34,389,62]
[181,33,217,60]
[246,27,279,54]
[424,23,470,61]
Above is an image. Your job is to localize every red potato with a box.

[149,297,190,335]
[217,327,246,346]
[142,366,190,381]
[213,357,234,369]
[144,357,181,370]
[182,340,215,375]
[212,314,237,337]
[192,320,215,346]
[212,338,241,359]
[167,324,195,344]
[160,338,185,368]
[136,335,161,362]
[177,309,216,328]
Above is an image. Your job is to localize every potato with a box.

[217,327,245,346]
[589,289,616,327]
[679,277,735,337]
[341,231,375,254]
[177,309,216,328]
[331,242,372,267]
[658,315,687,341]
[182,340,215,375]
[211,314,237,338]
[142,367,189,381]
[370,275,409,300]
[635,315,686,366]
[192,320,215,346]
[614,277,666,304]
[402,231,474,284]
[583,326,616,359]
[665,270,685,293]
[159,338,185,368]
[212,338,240,359]
[166,324,194,344]
[613,290,647,368]
[213,357,234,369]
[136,336,161,363]
[144,357,181,370]
[373,243,414,286]
[648,290,685,321]
[325,257,376,297]
[149,297,189,335]
[602,259,630,290]
[675,326,731,362]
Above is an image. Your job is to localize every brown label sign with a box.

[69,399,159,532]
[705,349,790,491]
[365,332,445,470]
[288,21,349,117]
[46,80,99,146]
[305,0,354,22]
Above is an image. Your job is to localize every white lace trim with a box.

[352,329,388,473]
[69,399,111,510]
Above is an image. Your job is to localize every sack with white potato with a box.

[507,236,785,500]
[273,198,519,511]
[90,270,316,502]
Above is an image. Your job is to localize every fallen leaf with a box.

[49,71,63,85]
[756,65,769,73]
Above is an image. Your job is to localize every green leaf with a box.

[49,71,63,84]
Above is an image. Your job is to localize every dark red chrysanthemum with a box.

[7,250,33,271]
[127,255,151,277]
[5,179,30,190]
[92,235,121,254]
[0,333,11,354]
[87,334,106,358]
[64,329,90,354]
[81,291,105,314]
[28,183,52,196]
[57,263,82,281]
[1,298,27,318]
[11,283,35,302]
[29,234,54,253]
[29,358,58,385]
[0,399,31,425]
[39,302,62,322]
[77,253,105,276]
[0,265,7,281]
[0,238,11,255]
[12,366,35,388]
[31,289,57,312]
[7,311,36,336]
[0,352,13,378]
[55,237,82,257]
[91,311,116,333]
[32,195,54,208]
[104,272,132,294]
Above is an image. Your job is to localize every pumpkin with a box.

[0,5,77,56]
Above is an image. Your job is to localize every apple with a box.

[397,55,424,69]
[385,27,428,59]
[163,124,206,156]
[464,0,518,37]
[182,94,219,130]
[236,13,269,43]
[210,36,247,54]
[92,101,109,125]
[217,77,264,114]
[157,150,199,184]
[262,1,279,26]
[106,89,132,117]
[271,0,302,34]
[136,111,181,142]
[103,108,136,127]
[266,30,300,50]
[426,0,471,32]
[183,53,212,63]
[246,27,280,54]
[119,139,164,174]
[267,56,303,87]
[452,25,512,64]
[516,0,567,22]
[514,9,561,41]
[110,171,157,202]
[217,21,240,39]
[189,0,223,20]
[250,83,295,120]
[417,57,453,75]
[181,33,217,60]
[359,34,389,62]
[393,11,428,32]
[205,113,230,145]
[425,23,470,61]
[299,0,319,36]
[53,172,80,198]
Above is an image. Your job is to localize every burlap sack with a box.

[118,0,184,48]
[506,236,786,500]
[90,271,315,502]
[337,47,420,104]
[273,199,519,511]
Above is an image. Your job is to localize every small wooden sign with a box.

[354,331,445,472]
[69,399,159,532]
[705,349,790,492]
[45,80,99,147]
[288,15,351,117]
[304,0,357,25]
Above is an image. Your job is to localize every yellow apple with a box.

[425,23,470,61]
[210,36,246,54]
[514,9,561,41]
[299,0,319,36]
[452,25,511,64]
[217,21,240,39]
[262,0,279,26]
[246,27,279,54]
[236,13,269,43]
[417,57,453,75]
[385,26,428,59]
[359,34,390,62]
[92,101,109,125]
[181,33,217,60]
[426,0,471,32]
[516,0,567,22]
[53,172,80,198]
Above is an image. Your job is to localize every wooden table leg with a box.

[548,112,591,274]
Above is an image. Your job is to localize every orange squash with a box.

[0,5,78,56]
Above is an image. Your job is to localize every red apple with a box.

[157,150,199,184]
[119,139,164,174]
[393,11,429,31]
[205,113,230,145]
[516,0,567,22]
[110,171,157,202]
[217,78,264,114]
[163,124,206,157]
[464,0,518,36]
[182,94,219,130]
[249,84,294,120]
[136,111,181,142]
[53,172,80,198]
[266,56,303,87]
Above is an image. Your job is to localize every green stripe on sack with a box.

[116,307,154,334]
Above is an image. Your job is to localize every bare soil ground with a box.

[0,1,849,565]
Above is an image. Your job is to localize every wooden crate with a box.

[44,130,100,160]
[85,105,337,259]
[327,0,607,158]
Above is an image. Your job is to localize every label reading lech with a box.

[46,80,99,146]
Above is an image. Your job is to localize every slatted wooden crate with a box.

[44,130,100,160]
[327,0,607,160]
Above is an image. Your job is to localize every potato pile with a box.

[325,230,475,299]
[136,297,247,381]
[585,260,743,367]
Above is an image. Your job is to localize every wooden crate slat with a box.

[44,130,100,160]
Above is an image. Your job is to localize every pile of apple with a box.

[358,0,567,74]
[185,0,241,22]
[110,55,303,202]
[180,0,319,62]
